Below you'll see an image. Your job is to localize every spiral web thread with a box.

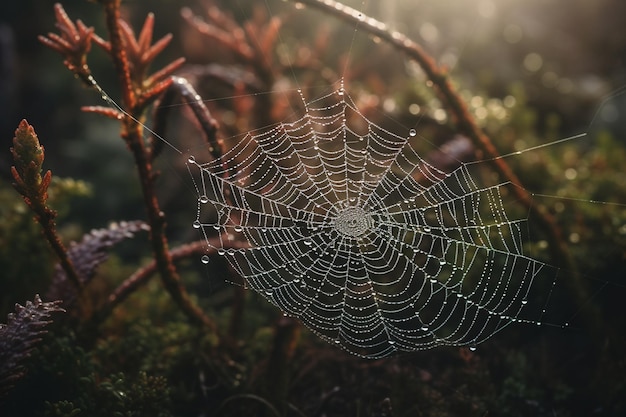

[188,87,553,358]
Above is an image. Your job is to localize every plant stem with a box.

[265,316,301,416]
[151,77,220,161]
[101,0,215,330]
[102,0,135,110]
[92,239,248,326]
[38,209,84,295]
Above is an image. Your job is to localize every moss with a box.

[0,181,54,316]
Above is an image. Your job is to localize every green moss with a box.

[0,175,92,317]
[0,180,54,316]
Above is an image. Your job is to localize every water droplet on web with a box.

[469,345,477,352]
[439,258,446,265]
[337,88,344,96]
[201,255,210,264]
[521,299,528,305]
[423,226,431,232]
[187,155,196,164]
[421,325,429,331]
[409,128,417,137]
[199,195,209,204]
[212,224,220,230]
[192,220,201,229]
[217,248,226,256]
[234,225,243,232]
[265,289,273,296]
[304,240,313,246]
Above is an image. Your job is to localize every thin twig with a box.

[151,77,221,161]
[154,75,250,338]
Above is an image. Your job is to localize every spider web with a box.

[188,86,552,358]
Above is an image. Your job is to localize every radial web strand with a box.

[188,87,553,359]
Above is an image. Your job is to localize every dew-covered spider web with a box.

[187,85,554,359]
[78,0,626,361]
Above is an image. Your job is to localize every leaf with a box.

[0,295,64,398]
[37,3,94,79]
[10,120,49,202]
[47,221,150,306]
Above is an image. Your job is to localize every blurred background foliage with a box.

[0,0,625,416]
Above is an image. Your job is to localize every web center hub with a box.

[333,206,373,237]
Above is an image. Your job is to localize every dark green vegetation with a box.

[1,0,625,415]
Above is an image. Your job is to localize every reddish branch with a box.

[153,78,251,339]
[90,239,249,326]
[38,3,94,86]
[150,76,220,161]
[181,6,280,129]
[97,0,213,330]
[101,0,135,109]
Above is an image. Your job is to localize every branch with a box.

[101,0,135,110]
[47,221,149,310]
[38,3,94,86]
[91,238,248,327]
[150,76,220,161]
[99,0,215,330]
